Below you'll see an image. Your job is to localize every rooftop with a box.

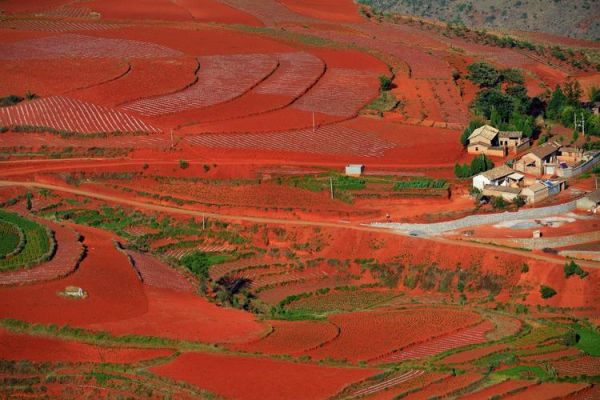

[479,164,514,181]
[498,131,523,139]
[468,125,499,142]
[483,185,521,194]
[528,142,561,159]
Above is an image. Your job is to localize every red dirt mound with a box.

[151,352,379,400]
[86,286,268,344]
[0,329,173,364]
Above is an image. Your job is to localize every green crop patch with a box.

[0,210,52,271]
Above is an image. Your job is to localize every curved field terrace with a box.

[0,0,599,398]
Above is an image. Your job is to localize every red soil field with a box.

[0,96,161,134]
[71,57,199,107]
[521,260,600,309]
[0,0,69,14]
[124,250,195,293]
[122,53,277,116]
[80,0,192,21]
[459,379,535,400]
[292,68,379,117]
[403,373,482,400]
[379,320,495,363]
[521,347,581,362]
[175,0,263,26]
[216,0,313,25]
[151,352,379,400]
[0,59,129,97]
[307,308,481,362]
[179,107,341,135]
[441,343,509,364]
[86,26,294,57]
[359,372,449,400]
[0,329,173,364]
[503,382,590,400]
[279,0,364,23]
[183,124,395,157]
[231,319,340,355]
[0,20,121,33]
[257,276,356,305]
[86,286,267,344]
[0,33,183,60]
[0,132,171,149]
[552,355,600,376]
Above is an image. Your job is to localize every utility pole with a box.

[202,216,206,230]
[170,129,174,149]
[574,113,585,135]
[329,177,334,199]
[312,112,316,133]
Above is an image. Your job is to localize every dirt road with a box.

[2,180,599,269]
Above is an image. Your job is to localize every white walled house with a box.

[472,165,514,191]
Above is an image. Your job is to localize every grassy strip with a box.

[0,318,218,352]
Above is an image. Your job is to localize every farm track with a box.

[1,180,599,269]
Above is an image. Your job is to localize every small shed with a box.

[482,185,522,201]
[521,182,549,204]
[345,164,364,177]
[576,189,600,210]
[472,165,514,190]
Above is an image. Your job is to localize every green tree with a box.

[470,154,494,175]
[564,80,583,105]
[546,85,567,120]
[179,160,189,169]
[472,89,514,121]
[500,68,525,85]
[588,86,600,102]
[378,75,392,91]
[466,62,500,88]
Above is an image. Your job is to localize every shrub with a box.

[466,62,500,88]
[179,160,189,169]
[521,263,529,273]
[491,196,507,209]
[513,196,526,207]
[564,260,588,279]
[0,95,24,107]
[540,285,557,299]
[378,75,392,91]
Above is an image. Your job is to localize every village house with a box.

[472,164,514,190]
[467,125,529,156]
[576,189,600,211]
[513,142,561,176]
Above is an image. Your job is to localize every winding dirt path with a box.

[1,180,599,269]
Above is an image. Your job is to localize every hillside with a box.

[358,0,600,41]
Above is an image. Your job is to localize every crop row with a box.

[122,54,277,116]
[0,33,182,60]
[0,96,161,134]
[184,124,396,157]
[124,249,195,293]
[377,320,494,363]
[0,20,120,32]
[292,68,377,117]
[255,52,324,98]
